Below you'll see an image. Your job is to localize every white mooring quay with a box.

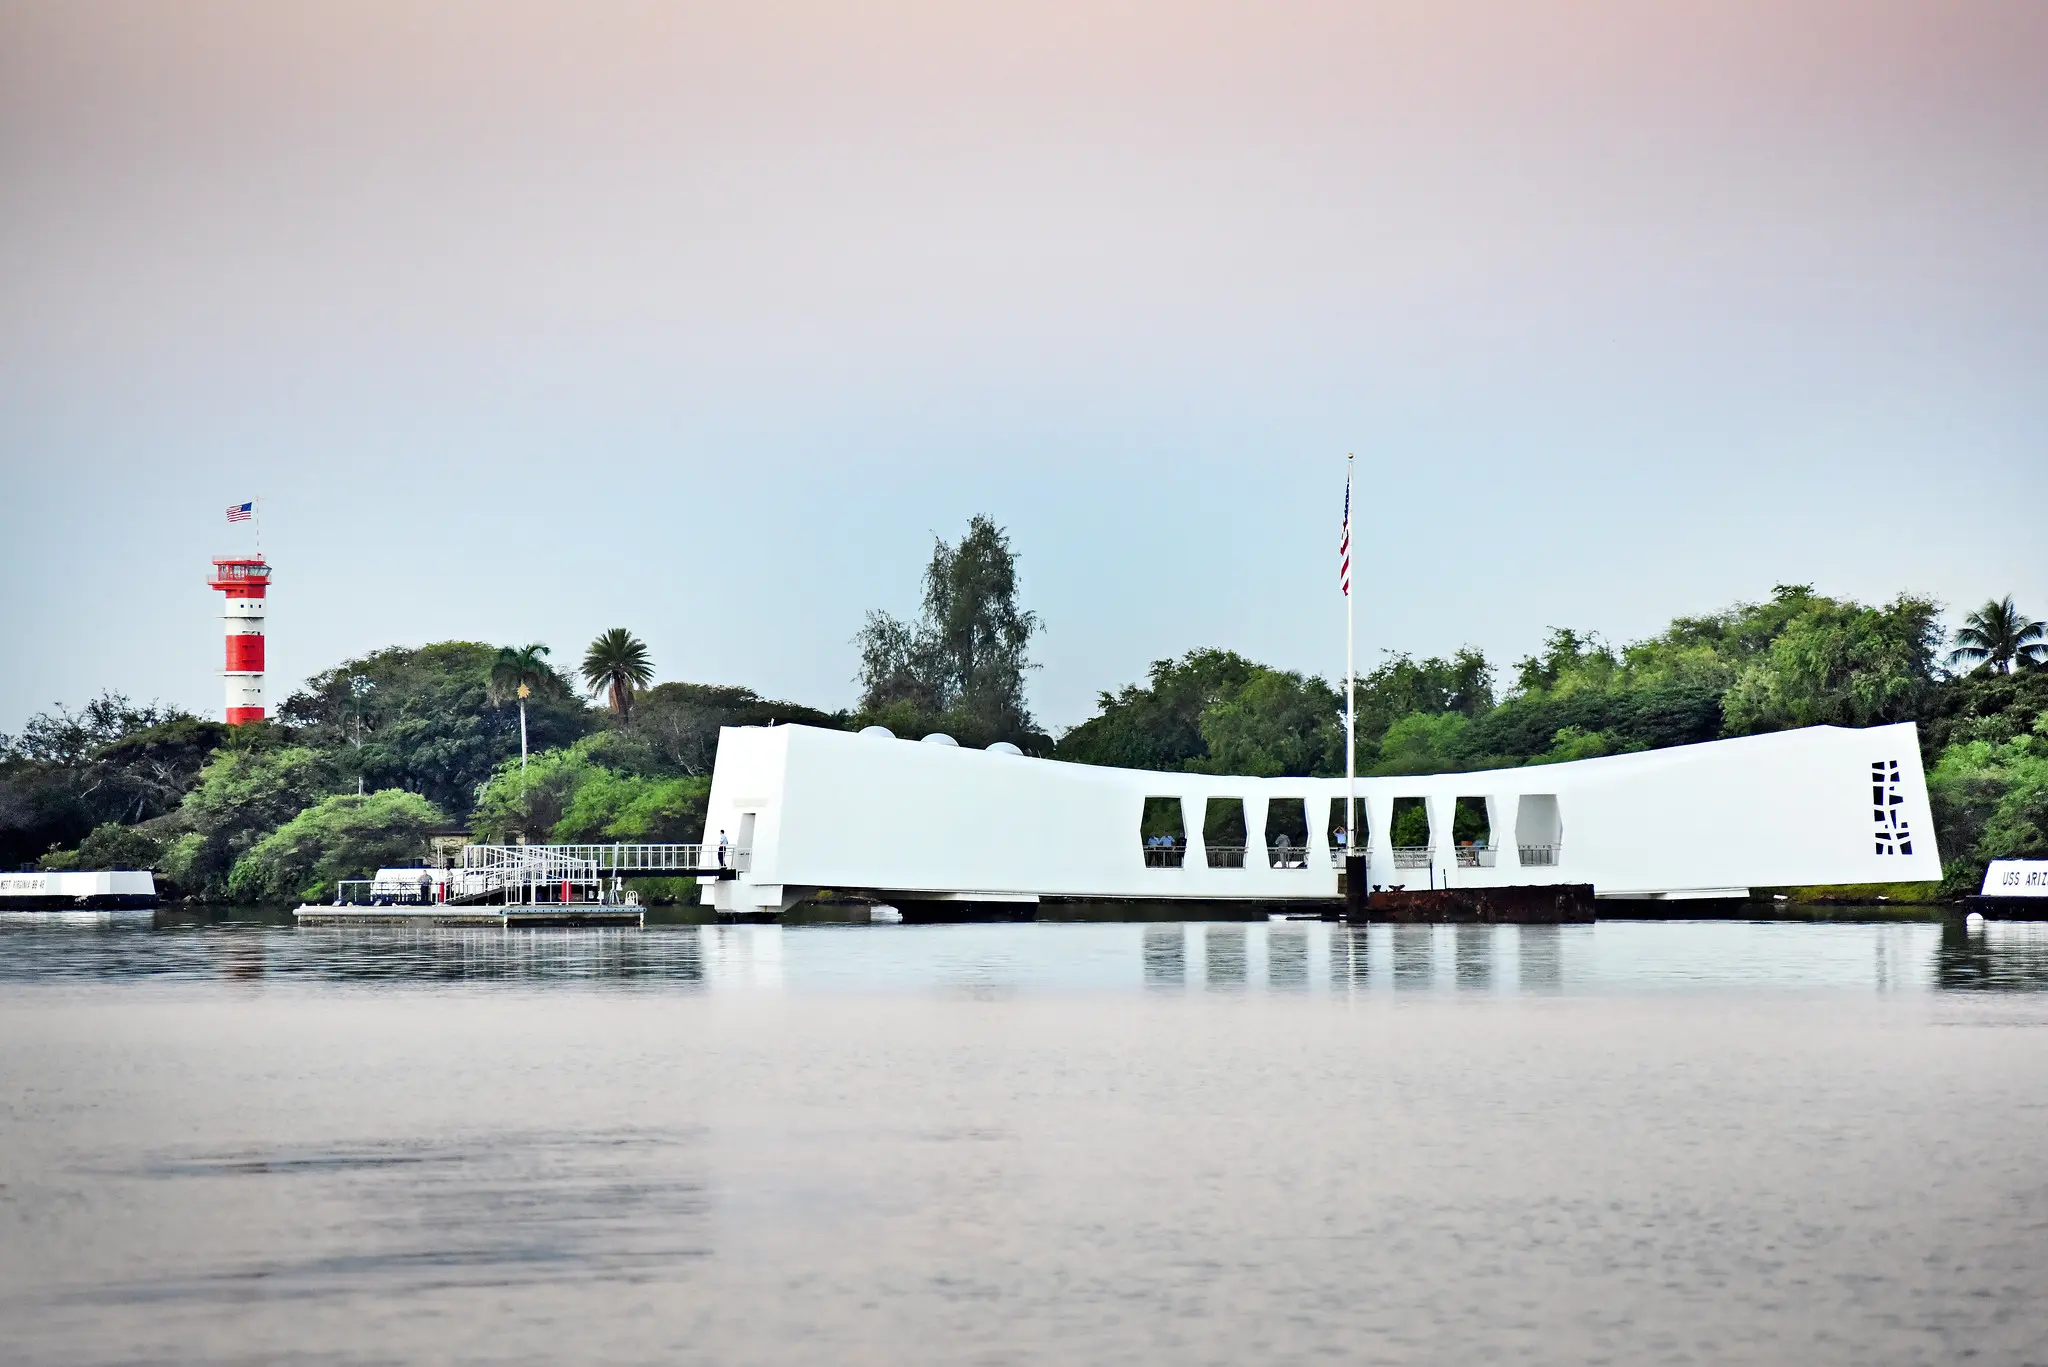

[697,721,1940,918]
[293,841,734,926]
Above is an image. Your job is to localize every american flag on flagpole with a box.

[226,501,253,523]
[1338,477,1351,597]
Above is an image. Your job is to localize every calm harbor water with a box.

[4,914,2048,1365]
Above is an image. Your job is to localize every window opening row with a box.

[1139,795,1562,868]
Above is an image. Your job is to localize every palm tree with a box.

[582,628,654,722]
[1947,596,2048,675]
[488,644,560,776]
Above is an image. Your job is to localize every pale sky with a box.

[3,0,2044,733]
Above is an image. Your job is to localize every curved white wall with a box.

[701,722,1940,910]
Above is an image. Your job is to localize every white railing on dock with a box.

[1142,844,1187,868]
[1518,843,1560,867]
[448,843,748,904]
[1392,846,1432,869]
[1454,845,1499,868]
[463,843,708,873]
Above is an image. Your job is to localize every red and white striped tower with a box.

[207,557,272,724]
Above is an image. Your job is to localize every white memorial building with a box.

[699,720,1939,916]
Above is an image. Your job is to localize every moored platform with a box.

[293,904,644,928]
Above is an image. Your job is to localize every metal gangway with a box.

[447,842,740,907]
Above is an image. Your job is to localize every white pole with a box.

[1345,453,1356,853]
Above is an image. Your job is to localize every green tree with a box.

[1195,668,1343,777]
[87,716,230,822]
[1922,668,2048,752]
[488,643,565,778]
[1926,718,2048,893]
[0,695,217,865]
[1,692,187,767]
[634,682,848,775]
[583,629,655,722]
[1512,629,1618,697]
[1525,725,1623,766]
[1720,594,1941,733]
[1058,651,1341,778]
[469,734,713,844]
[38,821,165,872]
[281,643,589,815]
[1947,595,2048,675]
[554,773,710,844]
[469,743,604,843]
[855,516,1042,746]
[1351,649,1494,766]
[1371,712,1475,775]
[227,789,445,903]
[1056,649,1261,770]
[159,745,346,897]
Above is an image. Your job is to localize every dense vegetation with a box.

[1,638,842,903]
[3,516,2042,903]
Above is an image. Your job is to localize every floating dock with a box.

[293,904,644,928]
[291,842,733,928]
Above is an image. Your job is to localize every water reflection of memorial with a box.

[1935,920,2048,992]
[1205,926,1247,991]
[1142,925,1185,988]
[1268,928,1309,991]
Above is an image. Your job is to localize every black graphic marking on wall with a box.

[1872,759,1912,856]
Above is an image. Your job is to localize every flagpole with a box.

[1344,452,1355,856]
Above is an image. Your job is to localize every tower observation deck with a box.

[207,557,270,724]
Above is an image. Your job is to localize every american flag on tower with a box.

[226,501,254,523]
[1338,476,1351,597]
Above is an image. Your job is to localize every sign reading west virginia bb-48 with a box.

[1981,861,2048,898]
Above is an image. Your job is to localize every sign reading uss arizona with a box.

[1980,861,2048,899]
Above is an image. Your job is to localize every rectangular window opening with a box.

[1141,797,1186,868]
[1452,796,1496,867]
[1204,798,1247,869]
[1390,797,1432,868]
[1264,798,1309,868]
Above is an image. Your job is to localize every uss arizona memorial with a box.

[696,719,1939,916]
